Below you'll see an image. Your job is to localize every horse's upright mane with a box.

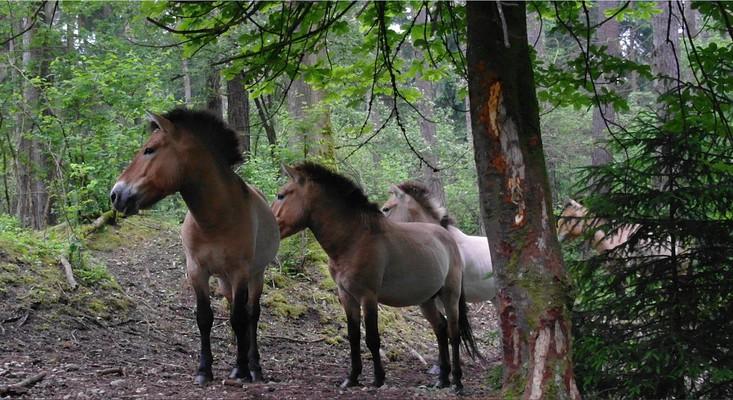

[294,162,382,215]
[156,108,242,166]
[396,181,455,227]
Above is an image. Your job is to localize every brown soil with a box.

[0,216,500,399]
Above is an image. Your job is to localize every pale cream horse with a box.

[381,181,498,309]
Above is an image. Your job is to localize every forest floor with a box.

[0,214,500,399]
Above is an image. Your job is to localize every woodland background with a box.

[0,1,731,399]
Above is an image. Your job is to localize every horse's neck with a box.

[309,205,373,260]
[180,166,240,230]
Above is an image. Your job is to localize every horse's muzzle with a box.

[110,181,139,216]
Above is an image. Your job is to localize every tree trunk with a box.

[652,1,680,98]
[466,2,580,399]
[16,3,55,229]
[286,53,334,161]
[254,96,278,159]
[182,58,192,106]
[590,1,619,167]
[227,72,250,159]
[206,68,222,118]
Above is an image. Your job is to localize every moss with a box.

[263,289,307,319]
[322,325,345,345]
[84,213,174,252]
[486,364,503,391]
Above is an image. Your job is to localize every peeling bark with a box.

[466,2,579,399]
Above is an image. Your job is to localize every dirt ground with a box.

[0,216,500,399]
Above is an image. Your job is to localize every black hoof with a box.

[372,378,385,388]
[433,379,450,389]
[339,378,360,389]
[250,370,264,382]
[194,372,213,386]
[229,367,252,382]
[452,383,464,395]
[427,364,441,375]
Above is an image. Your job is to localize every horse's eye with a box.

[382,207,390,213]
[276,193,285,200]
[143,147,155,155]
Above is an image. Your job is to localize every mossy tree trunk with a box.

[466,3,580,399]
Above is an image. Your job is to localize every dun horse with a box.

[271,162,478,392]
[556,199,637,255]
[110,109,280,385]
[381,182,497,308]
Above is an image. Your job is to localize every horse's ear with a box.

[282,164,302,183]
[146,111,176,136]
[390,184,405,200]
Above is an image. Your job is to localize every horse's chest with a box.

[187,243,243,275]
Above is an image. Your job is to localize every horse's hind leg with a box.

[440,291,463,393]
[189,269,214,385]
[362,298,385,387]
[337,287,362,388]
[247,272,265,382]
[229,280,251,382]
[419,299,450,388]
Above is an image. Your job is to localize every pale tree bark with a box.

[287,53,334,161]
[591,1,620,167]
[182,59,192,106]
[226,72,250,159]
[466,2,580,399]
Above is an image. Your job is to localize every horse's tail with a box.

[458,281,482,361]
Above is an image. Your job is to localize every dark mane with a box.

[155,108,242,166]
[294,162,382,215]
[397,181,455,227]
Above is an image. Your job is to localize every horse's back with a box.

[449,227,496,303]
[375,221,461,307]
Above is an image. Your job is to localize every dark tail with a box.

[458,284,482,361]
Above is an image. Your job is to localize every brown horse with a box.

[271,162,477,392]
[381,181,497,307]
[110,109,280,385]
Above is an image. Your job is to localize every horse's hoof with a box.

[372,378,385,388]
[452,383,464,395]
[229,367,252,382]
[250,370,264,382]
[194,373,213,386]
[427,364,441,375]
[433,379,450,389]
[339,378,360,389]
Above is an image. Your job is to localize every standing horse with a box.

[271,162,478,392]
[110,109,280,385]
[381,181,497,308]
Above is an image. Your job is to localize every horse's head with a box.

[110,112,187,215]
[556,199,588,242]
[271,164,312,239]
[381,182,445,225]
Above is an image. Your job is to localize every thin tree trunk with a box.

[206,68,222,118]
[466,2,580,398]
[254,96,277,159]
[227,72,250,159]
[652,1,680,99]
[182,59,192,106]
[590,1,619,167]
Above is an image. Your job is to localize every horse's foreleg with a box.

[193,286,214,385]
[338,288,362,388]
[229,283,251,382]
[247,273,265,382]
[420,300,450,388]
[362,299,385,387]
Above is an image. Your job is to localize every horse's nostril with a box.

[110,192,117,203]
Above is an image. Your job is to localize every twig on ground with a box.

[262,334,325,344]
[96,367,125,376]
[409,347,428,366]
[0,371,47,396]
[59,256,78,290]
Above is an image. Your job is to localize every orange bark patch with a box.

[491,155,507,174]
[487,82,502,137]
